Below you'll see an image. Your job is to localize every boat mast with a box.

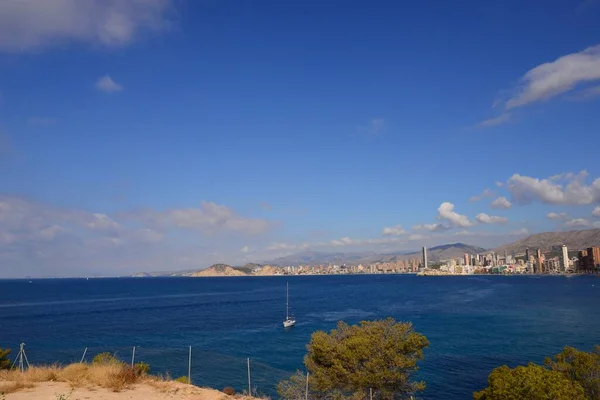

[286,281,289,320]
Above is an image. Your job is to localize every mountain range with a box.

[264,243,487,266]
[492,228,600,255]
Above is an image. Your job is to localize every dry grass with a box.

[0,380,35,394]
[0,363,143,393]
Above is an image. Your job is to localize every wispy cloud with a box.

[565,218,591,228]
[475,213,508,224]
[121,201,272,236]
[357,118,385,136]
[569,84,600,101]
[594,207,600,217]
[469,188,496,202]
[28,117,57,126]
[477,113,511,128]
[381,225,406,236]
[547,212,568,220]
[96,75,123,93]
[412,223,450,232]
[0,0,172,52]
[501,44,600,109]
[490,196,512,209]
[509,228,530,236]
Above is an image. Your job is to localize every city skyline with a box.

[1,1,600,277]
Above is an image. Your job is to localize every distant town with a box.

[170,244,600,278]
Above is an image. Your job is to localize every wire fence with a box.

[6,343,293,398]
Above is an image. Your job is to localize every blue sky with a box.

[1,0,600,277]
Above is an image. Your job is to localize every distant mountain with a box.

[189,264,248,277]
[264,243,487,266]
[405,243,487,262]
[493,229,600,255]
[267,251,377,266]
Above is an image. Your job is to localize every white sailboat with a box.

[283,281,296,328]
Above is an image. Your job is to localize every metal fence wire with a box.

[6,343,293,398]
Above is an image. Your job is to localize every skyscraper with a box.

[422,246,428,269]
[525,248,530,262]
[464,253,470,266]
[562,245,569,272]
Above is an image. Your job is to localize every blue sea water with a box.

[1,275,599,399]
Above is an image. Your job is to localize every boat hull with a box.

[283,319,296,328]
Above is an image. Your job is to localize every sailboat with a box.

[283,281,296,328]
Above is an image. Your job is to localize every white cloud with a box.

[495,181,504,187]
[478,113,511,128]
[547,212,568,220]
[506,170,600,205]
[469,188,495,202]
[565,218,591,228]
[122,201,271,235]
[592,206,600,217]
[266,242,309,252]
[475,213,508,224]
[504,44,600,109]
[0,0,172,52]
[412,223,449,232]
[96,75,123,93]
[490,196,512,209]
[381,225,406,236]
[241,246,250,253]
[438,202,473,227]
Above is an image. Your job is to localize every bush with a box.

[175,376,189,384]
[278,318,429,400]
[133,362,150,376]
[92,352,121,365]
[545,345,600,400]
[222,386,236,396]
[0,348,11,370]
[473,363,586,400]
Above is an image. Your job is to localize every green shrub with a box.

[175,376,189,384]
[0,348,11,370]
[133,362,150,376]
[473,363,586,400]
[222,386,235,396]
[278,318,429,400]
[92,352,121,365]
[545,345,600,400]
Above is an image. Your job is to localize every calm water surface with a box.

[1,275,599,399]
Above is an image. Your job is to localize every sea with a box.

[1,274,599,399]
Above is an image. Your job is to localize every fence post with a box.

[305,371,309,400]
[131,346,136,367]
[80,347,88,363]
[247,358,251,395]
[188,346,192,385]
[370,387,373,400]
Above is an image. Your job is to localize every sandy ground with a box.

[3,381,242,400]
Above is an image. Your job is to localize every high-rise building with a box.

[580,247,600,272]
[525,248,530,262]
[422,246,428,269]
[536,249,544,273]
[464,253,470,266]
[562,245,569,272]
